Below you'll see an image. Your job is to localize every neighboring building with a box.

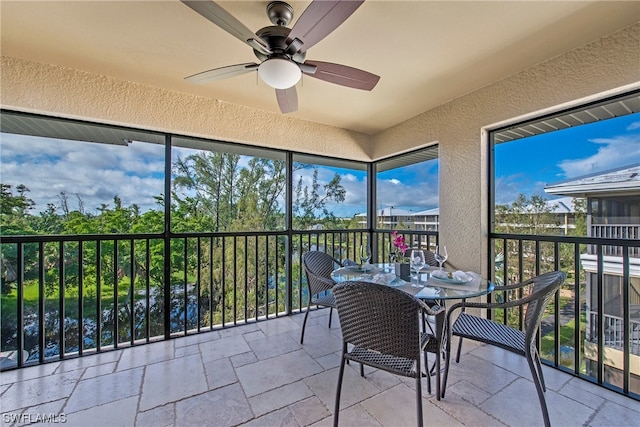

[356,207,440,232]
[357,207,416,229]
[412,208,440,232]
[494,196,578,235]
[545,163,640,389]
[544,196,577,235]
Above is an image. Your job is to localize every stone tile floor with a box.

[1,308,639,426]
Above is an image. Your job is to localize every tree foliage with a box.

[1,150,348,353]
[495,193,560,235]
[495,193,563,285]
[293,168,346,229]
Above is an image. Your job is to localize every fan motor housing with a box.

[254,26,306,63]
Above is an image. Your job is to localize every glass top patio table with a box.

[331,263,494,301]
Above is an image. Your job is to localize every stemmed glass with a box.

[435,245,448,270]
[385,242,395,272]
[410,249,426,287]
[359,244,372,266]
[387,242,396,263]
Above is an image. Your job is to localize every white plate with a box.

[430,274,472,284]
[345,265,376,273]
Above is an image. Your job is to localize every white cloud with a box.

[626,121,640,131]
[558,134,640,178]
[376,177,438,211]
[1,134,165,213]
[1,132,441,219]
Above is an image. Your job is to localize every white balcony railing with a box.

[588,311,640,356]
[590,224,640,257]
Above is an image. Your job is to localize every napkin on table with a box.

[431,270,474,282]
[372,272,396,285]
[453,270,474,281]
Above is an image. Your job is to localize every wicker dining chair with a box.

[441,270,566,427]
[300,251,344,344]
[406,248,438,267]
[423,249,439,267]
[332,281,445,427]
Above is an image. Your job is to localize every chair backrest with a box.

[407,248,438,267]
[524,271,566,342]
[424,250,438,267]
[303,251,339,295]
[333,281,423,360]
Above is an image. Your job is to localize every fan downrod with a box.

[267,1,294,26]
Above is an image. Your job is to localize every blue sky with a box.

[1,112,638,218]
[494,112,640,204]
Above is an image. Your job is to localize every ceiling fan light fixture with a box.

[258,58,301,89]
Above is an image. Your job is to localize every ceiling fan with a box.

[180,0,380,113]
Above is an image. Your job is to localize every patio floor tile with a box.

[0,309,637,426]
[64,367,143,413]
[236,349,323,397]
[139,353,207,411]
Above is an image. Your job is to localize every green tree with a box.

[293,168,346,229]
[172,151,240,232]
[0,183,35,235]
[569,197,587,237]
[233,158,291,231]
[1,184,36,292]
[495,193,559,235]
[170,152,347,324]
[34,203,64,234]
[495,193,560,283]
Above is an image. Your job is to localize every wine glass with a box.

[435,245,448,270]
[387,241,396,263]
[359,244,372,266]
[410,249,425,287]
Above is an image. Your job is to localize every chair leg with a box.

[532,348,547,392]
[334,353,347,427]
[435,345,441,401]
[415,360,423,427]
[527,352,551,427]
[455,302,467,363]
[424,349,432,394]
[421,314,432,395]
[300,302,312,344]
[455,336,464,363]
[328,306,333,328]
[441,331,453,398]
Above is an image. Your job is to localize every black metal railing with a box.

[2,229,393,369]
[3,228,638,402]
[490,232,640,400]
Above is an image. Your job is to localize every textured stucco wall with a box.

[0,56,372,161]
[1,24,639,274]
[373,23,640,274]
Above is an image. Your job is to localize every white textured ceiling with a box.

[1,1,638,135]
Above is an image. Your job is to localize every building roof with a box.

[412,208,440,216]
[544,163,640,197]
[356,207,440,217]
[544,197,575,214]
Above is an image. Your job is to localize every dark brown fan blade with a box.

[303,60,379,91]
[185,63,259,84]
[286,0,364,54]
[181,1,271,55]
[276,87,298,113]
